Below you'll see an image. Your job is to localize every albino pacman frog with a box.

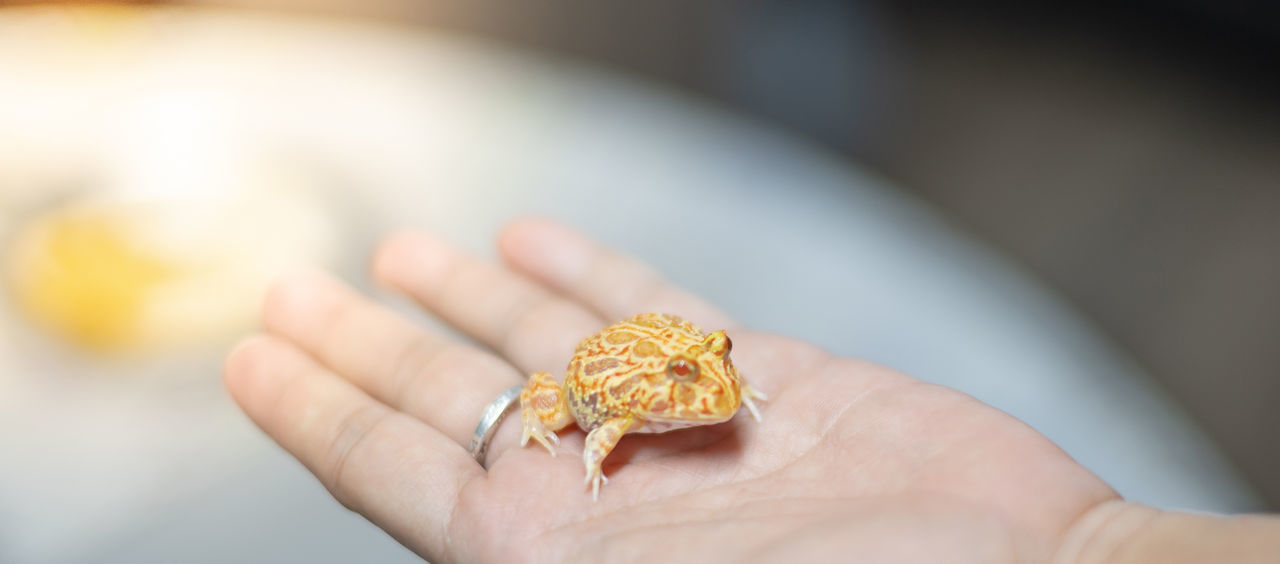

[519,313,766,500]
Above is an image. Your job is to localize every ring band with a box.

[469,384,524,468]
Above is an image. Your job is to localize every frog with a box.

[518,312,766,501]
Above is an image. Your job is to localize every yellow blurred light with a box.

[7,204,178,351]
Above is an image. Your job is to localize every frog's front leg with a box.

[519,371,574,455]
[583,416,636,501]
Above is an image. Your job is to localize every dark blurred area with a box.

[214,0,1279,505]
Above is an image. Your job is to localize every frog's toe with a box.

[585,468,608,502]
[539,429,561,456]
[741,384,767,422]
[531,430,559,457]
[520,410,559,456]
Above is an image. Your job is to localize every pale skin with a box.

[224,218,1280,563]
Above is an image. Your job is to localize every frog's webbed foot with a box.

[741,384,768,422]
[519,371,573,457]
[521,409,561,456]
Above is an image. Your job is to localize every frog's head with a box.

[640,329,743,425]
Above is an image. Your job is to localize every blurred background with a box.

[1,1,1276,562]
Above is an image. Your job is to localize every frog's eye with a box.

[704,330,732,356]
[666,357,700,382]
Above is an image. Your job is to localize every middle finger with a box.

[371,230,606,375]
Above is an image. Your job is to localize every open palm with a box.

[225,219,1118,562]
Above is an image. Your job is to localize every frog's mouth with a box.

[633,417,717,434]
[635,411,736,433]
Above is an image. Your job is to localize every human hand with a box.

[224,219,1121,562]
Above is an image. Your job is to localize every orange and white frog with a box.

[519,312,766,500]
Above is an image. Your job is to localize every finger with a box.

[224,335,481,562]
[498,218,736,331]
[372,230,603,374]
[261,270,523,448]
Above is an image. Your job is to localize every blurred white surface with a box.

[0,7,1262,564]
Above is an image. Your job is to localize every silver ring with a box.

[469,384,524,468]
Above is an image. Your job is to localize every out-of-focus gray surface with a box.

[81,447,421,564]
[258,0,1280,508]
[0,9,1262,564]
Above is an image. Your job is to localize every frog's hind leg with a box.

[519,371,573,456]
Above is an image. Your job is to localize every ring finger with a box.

[261,270,523,451]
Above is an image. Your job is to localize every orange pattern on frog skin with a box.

[583,358,620,375]
[633,340,659,357]
[605,331,640,344]
[516,312,768,501]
